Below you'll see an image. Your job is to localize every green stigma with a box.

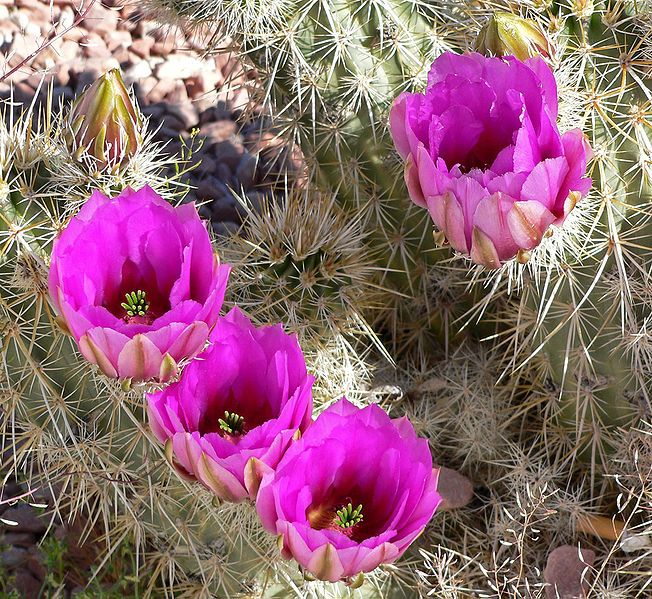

[334,503,363,529]
[121,290,149,317]
[218,411,245,435]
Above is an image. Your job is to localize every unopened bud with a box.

[66,69,142,170]
[475,12,554,62]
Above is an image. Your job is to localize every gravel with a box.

[0,0,298,236]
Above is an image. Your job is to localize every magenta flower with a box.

[146,307,313,502]
[390,52,592,268]
[48,186,230,382]
[256,398,441,582]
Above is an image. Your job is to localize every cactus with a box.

[0,79,395,596]
[139,0,652,594]
[2,0,652,595]
[0,87,257,596]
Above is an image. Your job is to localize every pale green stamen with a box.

[218,411,245,435]
[121,290,149,317]
[334,503,363,528]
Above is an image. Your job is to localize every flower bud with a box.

[475,12,554,62]
[66,69,142,169]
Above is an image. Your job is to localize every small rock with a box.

[213,140,245,170]
[52,86,74,105]
[166,103,198,130]
[235,153,258,189]
[197,176,229,201]
[123,60,152,85]
[0,546,27,568]
[57,6,75,29]
[58,40,79,63]
[185,70,222,98]
[1,532,37,547]
[544,545,595,599]
[197,154,217,176]
[80,4,119,36]
[216,163,234,187]
[199,104,232,125]
[436,467,474,510]
[25,547,46,580]
[142,103,166,120]
[161,114,185,132]
[153,126,182,145]
[133,75,158,99]
[1,504,47,534]
[212,220,240,237]
[155,54,204,80]
[148,78,176,103]
[165,80,189,104]
[80,32,109,59]
[202,120,237,145]
[130,37,154,59]
[107,30,132,53]
[12,569,42,599]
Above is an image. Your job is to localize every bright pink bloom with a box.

[48,186,230,382]
[146,307,313,502]
[390,52,592,268]
[256,398,441,582]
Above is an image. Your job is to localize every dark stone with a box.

[0,546,27,568]
[12,569,42,599]
[1,505,47,534]
[213,141,245,170]
[235,153,258,189]
[1,532,38,547]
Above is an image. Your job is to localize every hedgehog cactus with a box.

[0,89,272,596]
[3,0,652,595]
[0,79,398,596]
[139,0,652,594]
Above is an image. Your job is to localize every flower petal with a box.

[117,334,164,381]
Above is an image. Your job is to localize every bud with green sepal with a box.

[475,11,554,61]
[65,69,142,172]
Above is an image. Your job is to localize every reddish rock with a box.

[12,570,42,599]
[106,30,132,52]
[148,77,176,103]
[130,37,154,59]
[436,467,474,510]
[201,120,237,144]
[80,32,109,59]
[544,545,595,599]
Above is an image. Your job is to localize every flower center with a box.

[121,290,149,318]
[218,411,245,436]
[334,503,363,529]
[308,499,365,539]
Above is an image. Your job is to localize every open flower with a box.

[146,307,313,502]
[48,186,230,382]
[390,52,592,268]
[256,398,441,582]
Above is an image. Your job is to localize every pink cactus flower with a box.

[390,51,592,268]
[146,307,314,502]
[256,398,442,582]
[48,185,230,382]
